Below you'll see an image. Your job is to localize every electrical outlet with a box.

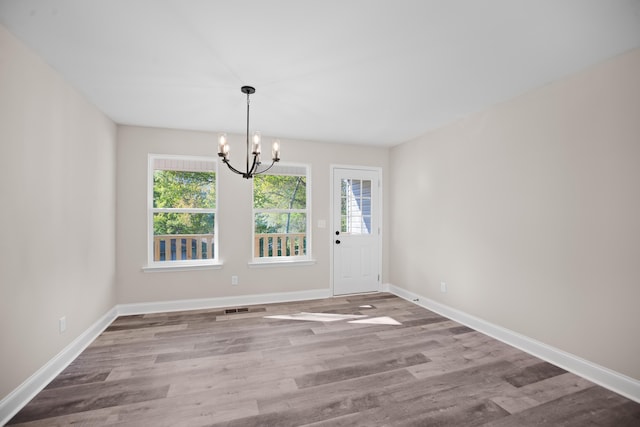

[440,282,447,293]
[59,316,67,333]
[231,275,239,285]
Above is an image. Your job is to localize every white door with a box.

[332,167,381,295]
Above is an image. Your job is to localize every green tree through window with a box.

[153,170,215,235]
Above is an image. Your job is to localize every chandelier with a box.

[217,86,280,179]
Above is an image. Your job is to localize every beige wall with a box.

[116,125,389,304]
[389,48,640,380]
[0,26,117,398]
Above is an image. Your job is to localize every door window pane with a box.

[341,179,372,234]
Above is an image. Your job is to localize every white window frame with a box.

[144,154,220,271]
[251,163,312,265]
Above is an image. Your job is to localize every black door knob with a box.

[335,231,340,235]
[335,239,341,244]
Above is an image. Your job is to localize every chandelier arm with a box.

[254,158,280,176]
[249,153,261,176]
[222,158,246,177]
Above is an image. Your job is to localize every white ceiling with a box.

[1,0,640,147]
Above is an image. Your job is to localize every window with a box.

[148,155,218,267]
[253,164,310,261]
[341,178,372,234]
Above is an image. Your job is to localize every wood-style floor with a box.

[7,293,640,426]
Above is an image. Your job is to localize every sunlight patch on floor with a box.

[348,316,402,326]
[265,312,401,325]
[264,312,367,322]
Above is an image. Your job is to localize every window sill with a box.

[143,262,223,273]
[248,258,317,268]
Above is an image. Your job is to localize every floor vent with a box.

[225,307,250,314]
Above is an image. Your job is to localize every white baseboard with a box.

[0,307,119,426]
[0,288,330,425]
[385,283,640,404]
[116,288,331,316]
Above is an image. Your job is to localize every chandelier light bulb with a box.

[252,131,262,154]
[218,133,227,155]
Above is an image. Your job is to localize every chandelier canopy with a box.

[217,86,280,179]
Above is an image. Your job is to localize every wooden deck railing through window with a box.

[254,233,306,258]
[154,234,215,261]
[154,233,306,261]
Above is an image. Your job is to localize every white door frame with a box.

[330,164,383,296]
